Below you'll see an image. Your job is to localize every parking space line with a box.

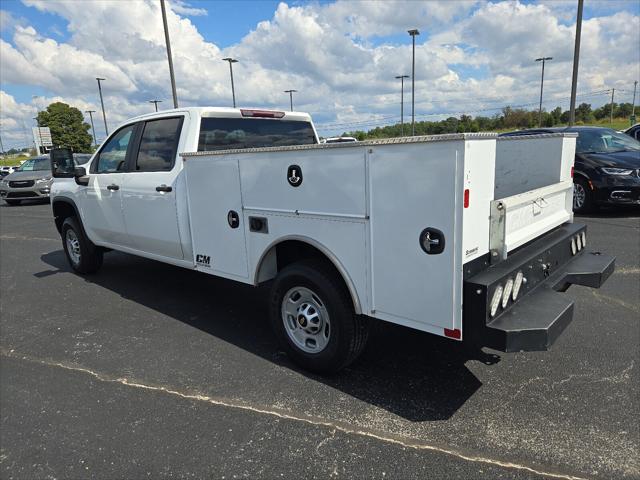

[1,348,588,480]
[0,234,58,242]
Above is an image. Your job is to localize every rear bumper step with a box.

[464,223,615,353]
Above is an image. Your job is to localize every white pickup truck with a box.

[49,107,615,373]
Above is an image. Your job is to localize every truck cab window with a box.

[198,118,317,151]
[135,117,183,172]
[96,125,135,173]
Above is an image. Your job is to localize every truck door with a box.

[82,123,137,247]
[120,115,186,259]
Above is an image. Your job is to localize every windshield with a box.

[573,128,640,154]
[198,118,317,151]
[16,157,50,171]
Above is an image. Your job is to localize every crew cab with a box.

[49,108,615,373]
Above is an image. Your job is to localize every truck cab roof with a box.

[128,107,313,124]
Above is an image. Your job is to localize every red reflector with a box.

[463,189,470,208]
[444,328,461,339]
[240,109,285,118]
[571,166,574,178]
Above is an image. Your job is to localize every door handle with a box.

[156,184,172,192]
[106,184,119,191]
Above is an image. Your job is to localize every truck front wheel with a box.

[269,260,369,373]
[61,217,103,274]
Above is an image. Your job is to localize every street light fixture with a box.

[408,29,420,136]
[96,77,109,136]
[395,75,410,136]
[222,57,239,108]
[535,57,553,127]
[149,100,162,112]
[85,110,97,147]
[284,89,297,111]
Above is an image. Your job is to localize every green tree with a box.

[36,102,92,153]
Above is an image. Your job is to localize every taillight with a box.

[240,109,285,118]
[571,166,574,177]
[464,189,470,208]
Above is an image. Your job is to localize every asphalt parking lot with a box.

[1,201,638,480]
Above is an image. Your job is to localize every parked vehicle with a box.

[0,156,53,205]
[624,123,640,141]
[49,107,614,373]
[0,166,17,175]
[324,136,358,143]
[500,126,640,213]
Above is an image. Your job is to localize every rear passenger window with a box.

[135,118,183,172]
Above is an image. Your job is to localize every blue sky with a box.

[1,0,638,148]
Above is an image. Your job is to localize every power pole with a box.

[149,100,162,112]
[160,0,179,108]
[568,0,584,126]
[408,29,420,136]
[86,110,97,147]
[284,89,297,111]
[632,80,638,117]
[96,77,109,136]
[609,88,615,124]
[0,134,4,154]
[395,75,409,136]
[535,57,552,127]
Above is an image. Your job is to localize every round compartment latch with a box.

[227,210,240,229]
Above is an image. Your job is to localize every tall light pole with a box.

[222,58,238,108]
[160,0,179,108]
[395,75,410,136]
[631,80,637,118]
[609,88,615,124]
[149,100,162,112]
[284,89,297,111]
[535,57,553,127]
[569,0,584,126]
[408,29,420,136]
[96,77,109,136]
[85,110,97,147]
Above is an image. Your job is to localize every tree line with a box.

[346,102,635,140]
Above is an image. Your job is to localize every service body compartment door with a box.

[369,141,465,336]
[184,157,249,281]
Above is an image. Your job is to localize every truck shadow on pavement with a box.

[39,249,500,422]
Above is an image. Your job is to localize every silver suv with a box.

[0,156,53,205]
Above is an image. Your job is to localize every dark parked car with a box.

[500,126,640,213]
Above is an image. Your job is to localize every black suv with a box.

[500,126,640,213]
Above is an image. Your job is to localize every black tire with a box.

[573,177,595,214]
[61,216,103,274]
[269,259,369,373]
[4,199,21,206]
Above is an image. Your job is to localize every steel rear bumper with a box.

[464,223,615,353]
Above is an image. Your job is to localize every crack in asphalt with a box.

[1,348,589,480]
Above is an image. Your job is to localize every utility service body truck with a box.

[49,107,615,372]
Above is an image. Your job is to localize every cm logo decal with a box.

[287,165,303,187]
[196,254,211,267]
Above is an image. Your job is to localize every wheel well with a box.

[255,239,362,314]
[52,200,78,233]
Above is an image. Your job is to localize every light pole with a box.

[222,57,239,108]
[284,89,297,111]
[149,100,162,112]
[160,0,179,108]
[631,80,637,118]
[535,56,553,127]
[569,0,583,126]
[609,88,615,124]
[395,75,409,136]
[96,77,109,136]
[408,29,420,136]
[86,110,97,147]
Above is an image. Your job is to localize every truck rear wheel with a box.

[61,217,103,274]
[269,259,369,373]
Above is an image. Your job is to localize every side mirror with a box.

[50,148,75,178]
[73,166,89,186]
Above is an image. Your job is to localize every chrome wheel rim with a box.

[573,183,586,210]
[281,286,331,354]
[65,229,81,265]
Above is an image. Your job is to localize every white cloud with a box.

[0,0,638,148]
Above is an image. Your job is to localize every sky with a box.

[0,0,639,149]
